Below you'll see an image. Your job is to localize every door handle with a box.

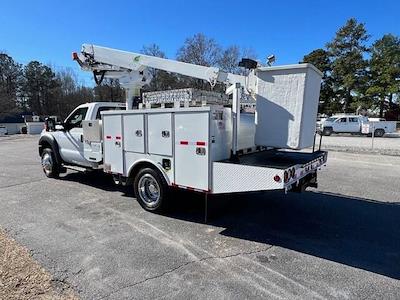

[162,130,170,138]
[80,134,83,142]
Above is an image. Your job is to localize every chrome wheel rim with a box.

[41,153,53,175]
[138,174,160,207]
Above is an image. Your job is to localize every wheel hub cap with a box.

[138,174,160,207]
[41,153,53,173]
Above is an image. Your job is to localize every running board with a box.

[63,165,90,173]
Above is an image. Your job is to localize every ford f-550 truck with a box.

[38,44,327,214]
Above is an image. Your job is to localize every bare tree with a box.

[141,44,179,91]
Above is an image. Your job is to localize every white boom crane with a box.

[73,44,251,105]
[73,44,256,156]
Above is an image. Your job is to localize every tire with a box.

[41,148,60,178]
[134,168,168,212]
[374,129,385,137]
[322,127,333,136]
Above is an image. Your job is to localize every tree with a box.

[54,69,94,118]
[141,44,179,91]
[218,46,257,75]
[327,18,370,113]
[367,34,400,118]
[0,53,22,112]
[21,61,60,115]
[94,78,124,102]
[302,49,337,114]
[177,33,222,89]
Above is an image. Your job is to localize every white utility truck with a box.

[317,115,397,137]
[39,44,327,213]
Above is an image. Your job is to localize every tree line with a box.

[302,18,400,119]
[0,56,124,119]
[0,33,254,118]
[1,18,399,120]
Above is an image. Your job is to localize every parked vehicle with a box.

[317,115,397,137]
[38,44,327,213]
[0,125,7,136]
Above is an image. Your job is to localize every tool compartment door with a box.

[148,113,172,156]
[123,114,145,153]
[174,112,209,191]
[103,114,123,174]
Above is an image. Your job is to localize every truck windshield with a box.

[326,117,337,122]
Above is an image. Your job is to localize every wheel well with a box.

[127,161,169,186]
[38,136,63,165]
[39,141,52,156]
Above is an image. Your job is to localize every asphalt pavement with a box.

[0,135,399,299]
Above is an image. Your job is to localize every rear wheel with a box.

[134,168,168,212]
[374,129,385,137]
[41,148,60,178]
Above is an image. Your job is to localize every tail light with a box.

[274,175,281,182]
[291,167,296,178]
[284,171,289,183]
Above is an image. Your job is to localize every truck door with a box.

[348,117,361,132]
[174,112,209,191]
[333,117,348,133]
[56,106,91,166]
[123,114,145,153]
[103,114,123,174]
[148,113,172,156]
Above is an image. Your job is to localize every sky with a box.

[1,0,399,85]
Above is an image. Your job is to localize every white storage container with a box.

[254,64,322,149]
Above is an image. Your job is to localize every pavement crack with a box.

[0,178,48,190]
[98,246,274,299]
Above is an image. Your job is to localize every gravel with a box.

[0,228,78,300]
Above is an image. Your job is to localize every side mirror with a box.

[55,124,65,131]
[44,117,56,132]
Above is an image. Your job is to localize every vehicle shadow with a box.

[166,189,400,280]
[60,170,132,194]
[61,170,400,279]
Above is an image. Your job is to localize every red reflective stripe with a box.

[106,135,112,139]
[180,141,188,145]
[116,136,122,140]
[196,141,206,146]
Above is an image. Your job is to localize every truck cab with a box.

[39,102,125,173]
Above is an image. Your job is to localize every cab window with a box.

[96,106,125,119]
[65,107,88,129]
[349,117,358,122]
[338,117,347,123]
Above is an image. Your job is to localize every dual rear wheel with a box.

[133,168,168,212]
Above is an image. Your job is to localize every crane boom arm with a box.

[75,44,246,87]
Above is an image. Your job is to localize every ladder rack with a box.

[142,88,230,107]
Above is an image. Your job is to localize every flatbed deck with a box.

[221,149,326,169]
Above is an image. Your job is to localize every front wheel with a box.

[134,168,168,212]
[41,148,60,178]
